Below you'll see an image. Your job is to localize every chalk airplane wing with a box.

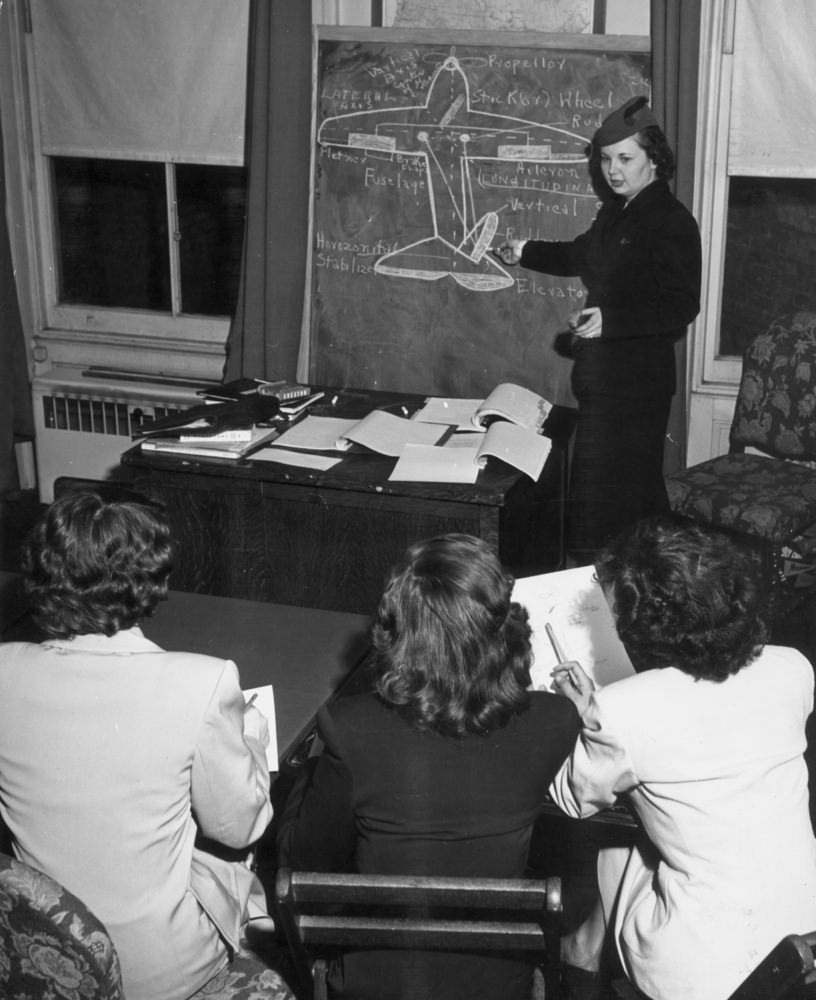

[318,54,588,289]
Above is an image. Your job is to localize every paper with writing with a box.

[512,565,634,691]
[243,685,278,771]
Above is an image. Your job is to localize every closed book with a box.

[140,425,280,459]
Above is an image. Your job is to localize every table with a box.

[142,590,371,770]
[0,579,371,772]
[1,577,635,831]
[122,386,567,614]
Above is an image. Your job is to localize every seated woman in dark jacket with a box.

[277,532,580,1000]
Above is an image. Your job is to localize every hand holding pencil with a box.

[545,622,594,719]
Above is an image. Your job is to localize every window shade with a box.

[729,0,816,178]
[30,0,249,165]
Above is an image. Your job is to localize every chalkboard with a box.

[309,28,650,406]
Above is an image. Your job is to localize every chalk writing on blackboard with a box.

[310,30,650,401]
[318,52,589,292]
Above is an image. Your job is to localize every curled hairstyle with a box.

[595,517,769,682]
[633,124,676,181]
[22,489,173,639]
[371,534,532,736]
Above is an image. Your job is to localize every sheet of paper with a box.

[412,397,484,431]
[250,447,342,470]
[267,415,356,451]
[244,684,279,771]
[389,443,479,483]
[341,410,449,457]
[512,565,634,691]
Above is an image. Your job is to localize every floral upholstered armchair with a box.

[666,312,816,617]
[0,852,295,1000]
[0,852,125,1000]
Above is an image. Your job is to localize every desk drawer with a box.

[261,482,496,614]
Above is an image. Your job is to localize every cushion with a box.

[666,453,816,543]
[190,953,295,999]
[730,312,816,458]
[0,853,124,1000]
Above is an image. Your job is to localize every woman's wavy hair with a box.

[371,533,532,736]
[594,517,769,682]
[634,124,676,181]
[22,488,173,639]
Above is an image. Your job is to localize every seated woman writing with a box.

[550,516,816,1000]
[277,532,581,1000]
[0,489,282,1000]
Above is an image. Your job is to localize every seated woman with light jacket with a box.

[0,489,277,1000]
[549,516,816,1000]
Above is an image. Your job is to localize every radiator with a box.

[32,371,202,502]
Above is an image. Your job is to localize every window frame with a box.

[689,0,743,396]
[4,0,237,381]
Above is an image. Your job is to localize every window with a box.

[53,157,246,318]
[3,0,250,378]
[698,0,815,377]
[719,178,816,358]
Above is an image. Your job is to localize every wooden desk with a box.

[122,386,566,614]
[143,591,371,769]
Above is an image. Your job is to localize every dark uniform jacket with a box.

[278,690,580,1000]
[520,179,701,401]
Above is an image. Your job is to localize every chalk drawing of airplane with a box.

[317,52,589,291]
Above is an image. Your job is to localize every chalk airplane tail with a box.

[374,233,514,291]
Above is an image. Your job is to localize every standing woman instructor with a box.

[496,97,702,565]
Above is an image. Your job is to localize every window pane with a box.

[719,177,816,357]
[54,157,170,311]
[176,164,246,317]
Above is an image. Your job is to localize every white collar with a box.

[42,626,164,655]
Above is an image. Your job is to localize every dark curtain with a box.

[0,116,34,493]
[223,0,312,382]
[650,0,702,474]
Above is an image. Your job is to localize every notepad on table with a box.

[243,684,279,771]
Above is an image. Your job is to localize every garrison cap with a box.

[594,96,660,146]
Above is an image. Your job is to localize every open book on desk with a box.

[267,411,448,457]
[512,565,635,692]
[390,421,551,483]
[413,382,552,434]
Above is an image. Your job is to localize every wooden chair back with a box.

[274,868,563,1000]
[728,932,816,1000]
